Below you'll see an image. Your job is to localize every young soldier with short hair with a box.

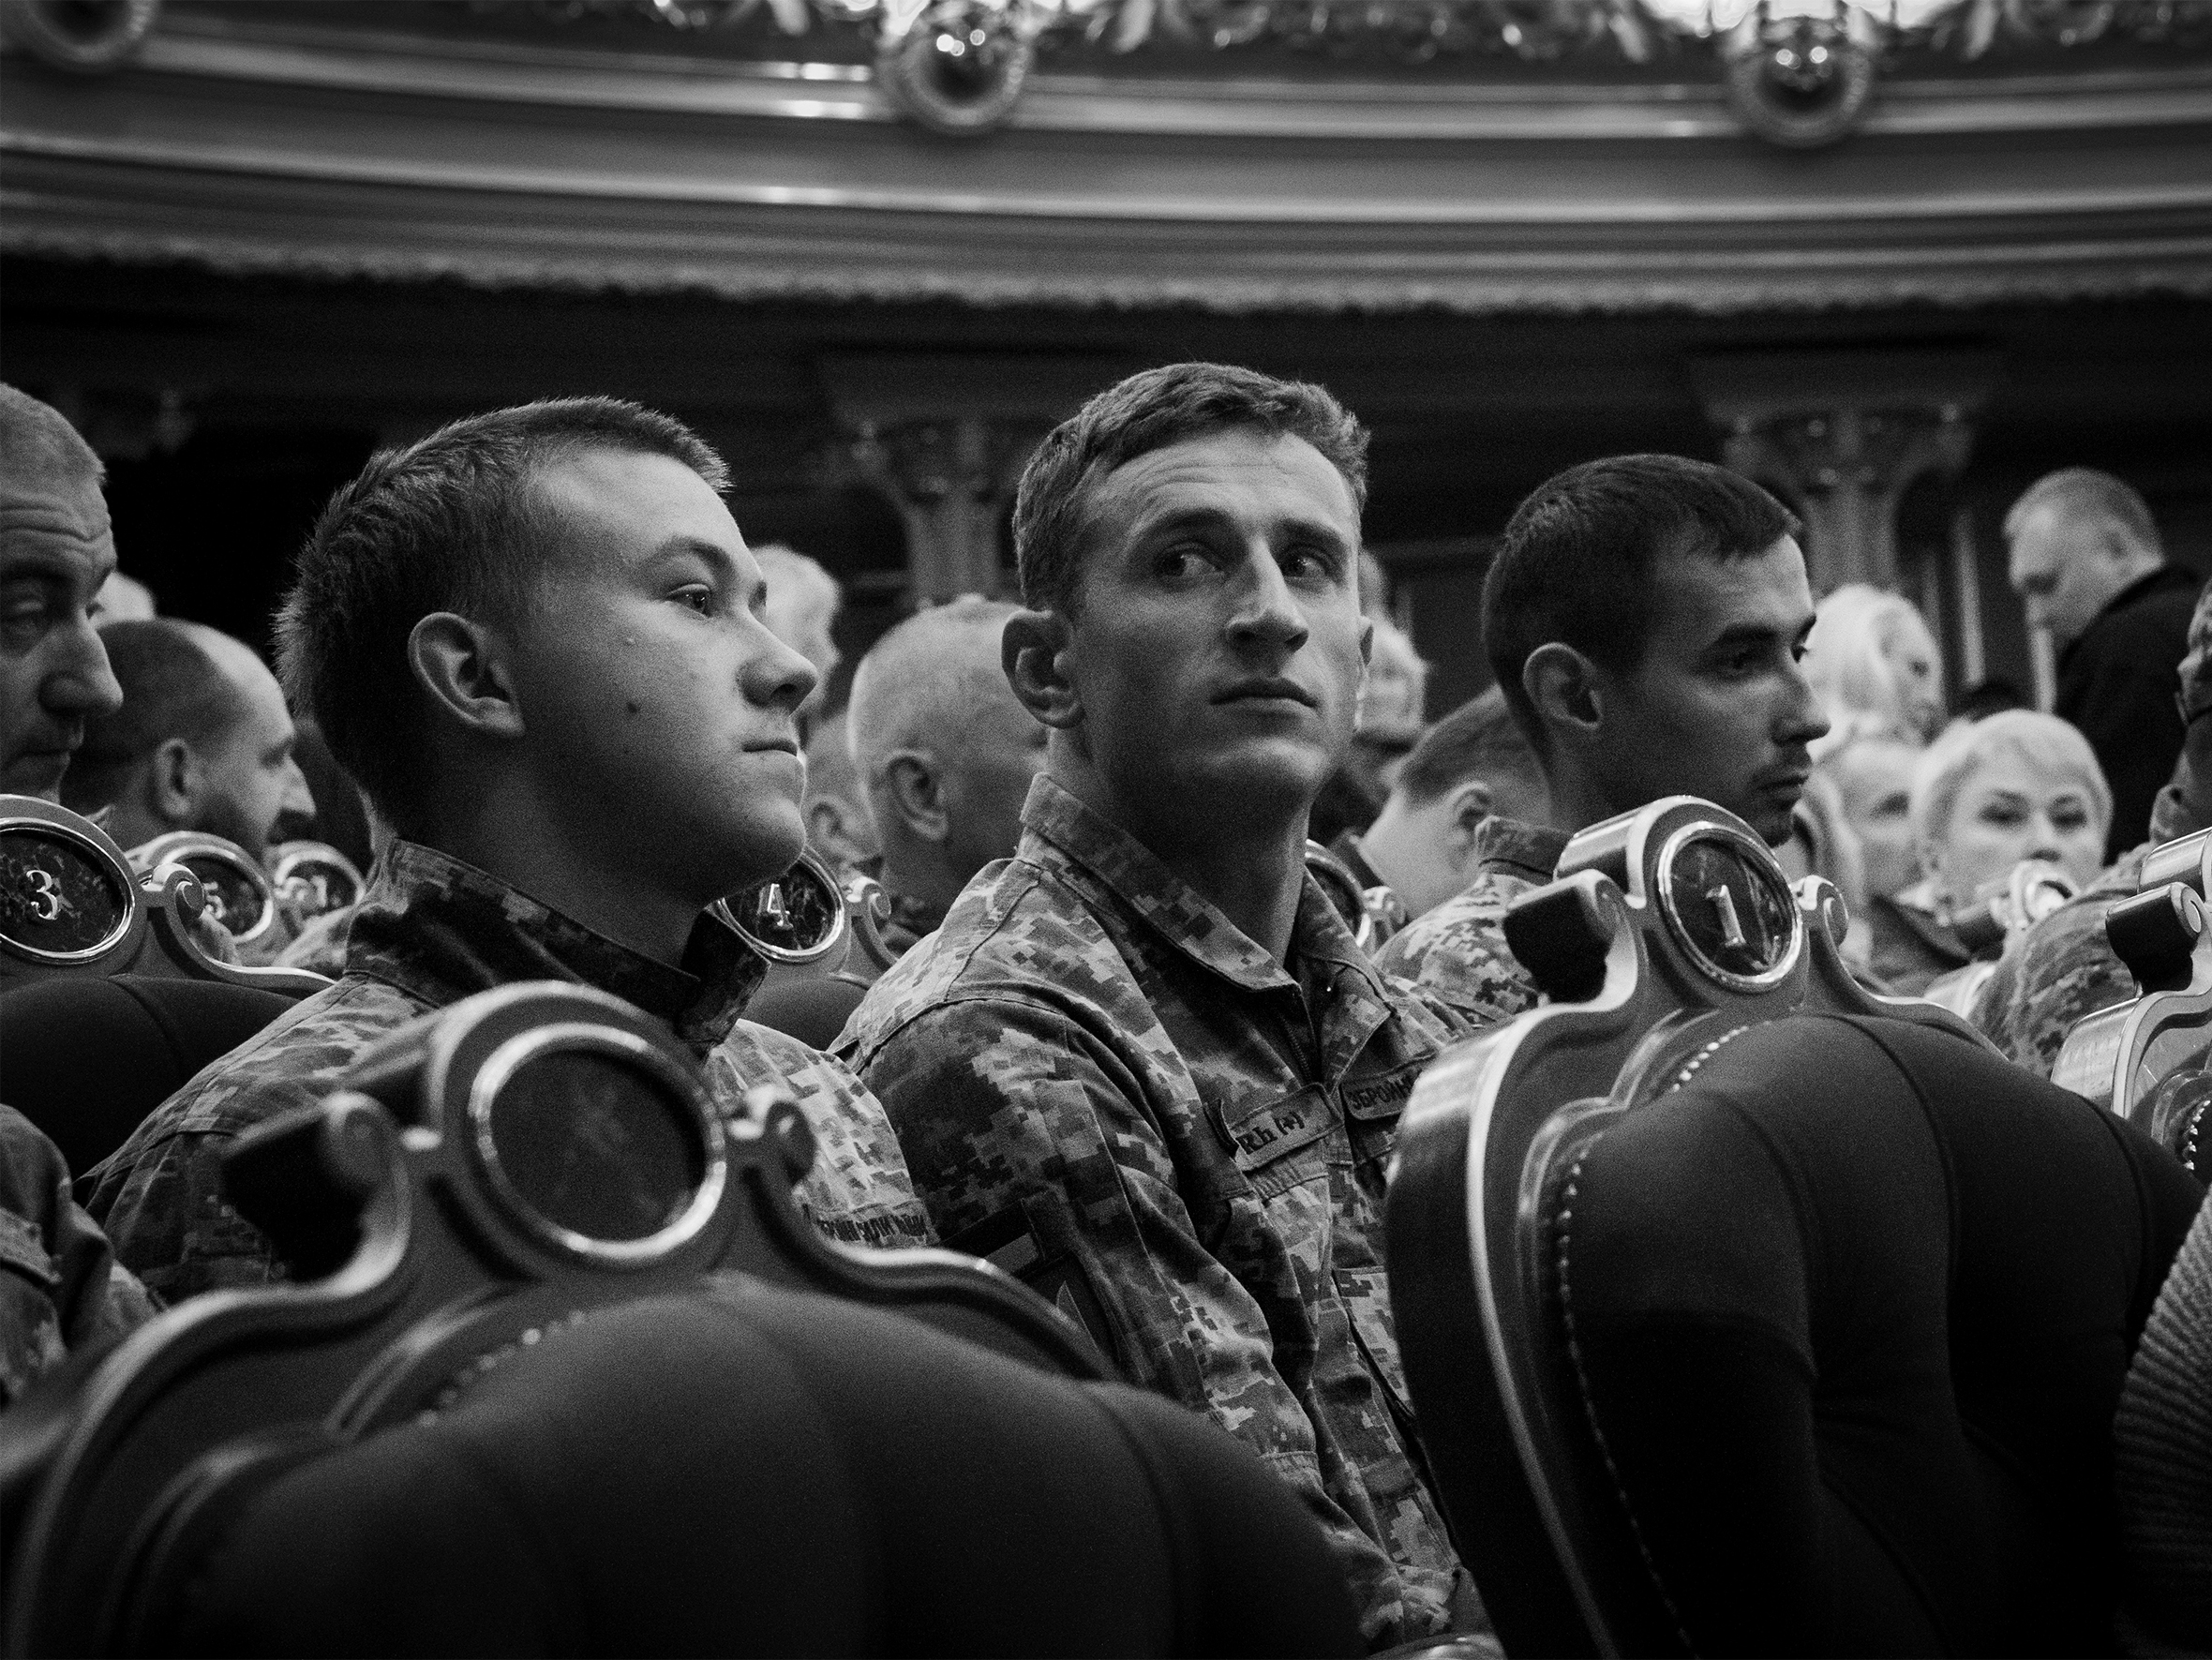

[841,364,1479,1651]
[90,398,931,1300]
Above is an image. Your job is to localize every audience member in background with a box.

[845,596,1046,955]
[800,706,880,875]
[1802,582,1945,746]
[0,385,155,1399]
[1346,687,1547,920]
[755,543,843,726]
[1379,454,1826,1025]
[1975,583,2212,1075]
[0,382,123,800]
[1344,614,1426,800]
[87,398,930,1304]
[61,620,315,862]
[842,364,1480,1651]
[1822,732,1922,901]
[1869,710,2111,996]
[2008,468,2200,858]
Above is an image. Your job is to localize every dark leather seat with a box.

[3,981,1360,1658]
[742,971,871,1049]
[1562,1015,2196,1654]
[1389,797,2205,1657]
[0,974,293,1174]
[137,1279,1357,1658]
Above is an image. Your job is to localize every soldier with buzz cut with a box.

[838,363,1483,1652]
[88,398,933,1304]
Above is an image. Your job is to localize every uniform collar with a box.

[1017,774,1392,1018]
[345,841,765,1054]
[1472,814,1573,884]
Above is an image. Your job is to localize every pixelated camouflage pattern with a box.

[87,841,928,1303]
[840,774,1479,1652]
[1373,815,1572,1026]
[0,1103,157,1407]
[273,900,353,978]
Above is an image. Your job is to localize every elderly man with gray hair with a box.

[844,596,1047,955]
[2007,468,2202,858]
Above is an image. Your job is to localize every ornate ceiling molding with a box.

[3,2,2209,314]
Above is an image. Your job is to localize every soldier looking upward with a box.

[839,364,1481,1651]
[1377,455,1829,1027]
[89,398,931,1303]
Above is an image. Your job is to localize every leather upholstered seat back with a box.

[129,1281,1358,1658]
[3,982,1360,1658]
[0,974,294,1174]
[1388,798,2205,1657]
[1548,1013,2199,1655]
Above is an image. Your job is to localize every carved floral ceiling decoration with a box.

[5,0,2209,145]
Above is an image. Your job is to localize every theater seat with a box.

[742,971,871,1049]
[4,981,1360,1658]
[1389,797,2205,1657]
[0,974,294,1174]
[136,1281,1357,1659]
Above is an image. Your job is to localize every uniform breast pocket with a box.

[1215,1084,1339,1202]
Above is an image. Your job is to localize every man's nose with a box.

[749,626,819,712]
[281,759,316,821]
[44,618,123,720]
[1777,657,1831,747]
[1224,549,1308,653]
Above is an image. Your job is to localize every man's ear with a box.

[148,737,199,828]
[1004,609,1082,731]
[1523,643,1604,742]
[1443,778,1493,855]
[409,612,522,740]
[882,752,949,843]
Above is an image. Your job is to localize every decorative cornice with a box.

[4,3,2209,314]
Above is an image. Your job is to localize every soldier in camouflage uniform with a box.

[841,365,1480,1652]
[87,398,929,1305]
[1970,580,2212,1076]
[1380,455,1828,1024]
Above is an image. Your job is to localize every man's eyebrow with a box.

[1127,502,1353,550]
[1702,621,1791,651]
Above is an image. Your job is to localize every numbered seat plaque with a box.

[1655,822,1801,991]
[0,818,134,964]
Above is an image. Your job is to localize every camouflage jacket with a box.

[1,1103,157,1407]
[87,842,929,1303]
[1373,815,1572,1027]
[840,775,1478,1651]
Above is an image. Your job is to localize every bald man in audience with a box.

[62,619,316,860]
[845,597,1048,955]
[1342,686,1548,920]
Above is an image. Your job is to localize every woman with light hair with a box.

[1864,710,2112,995]
[1803,583,1946,752]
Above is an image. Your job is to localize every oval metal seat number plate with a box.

[1657,825,1801,993]
[0,823,133,963]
